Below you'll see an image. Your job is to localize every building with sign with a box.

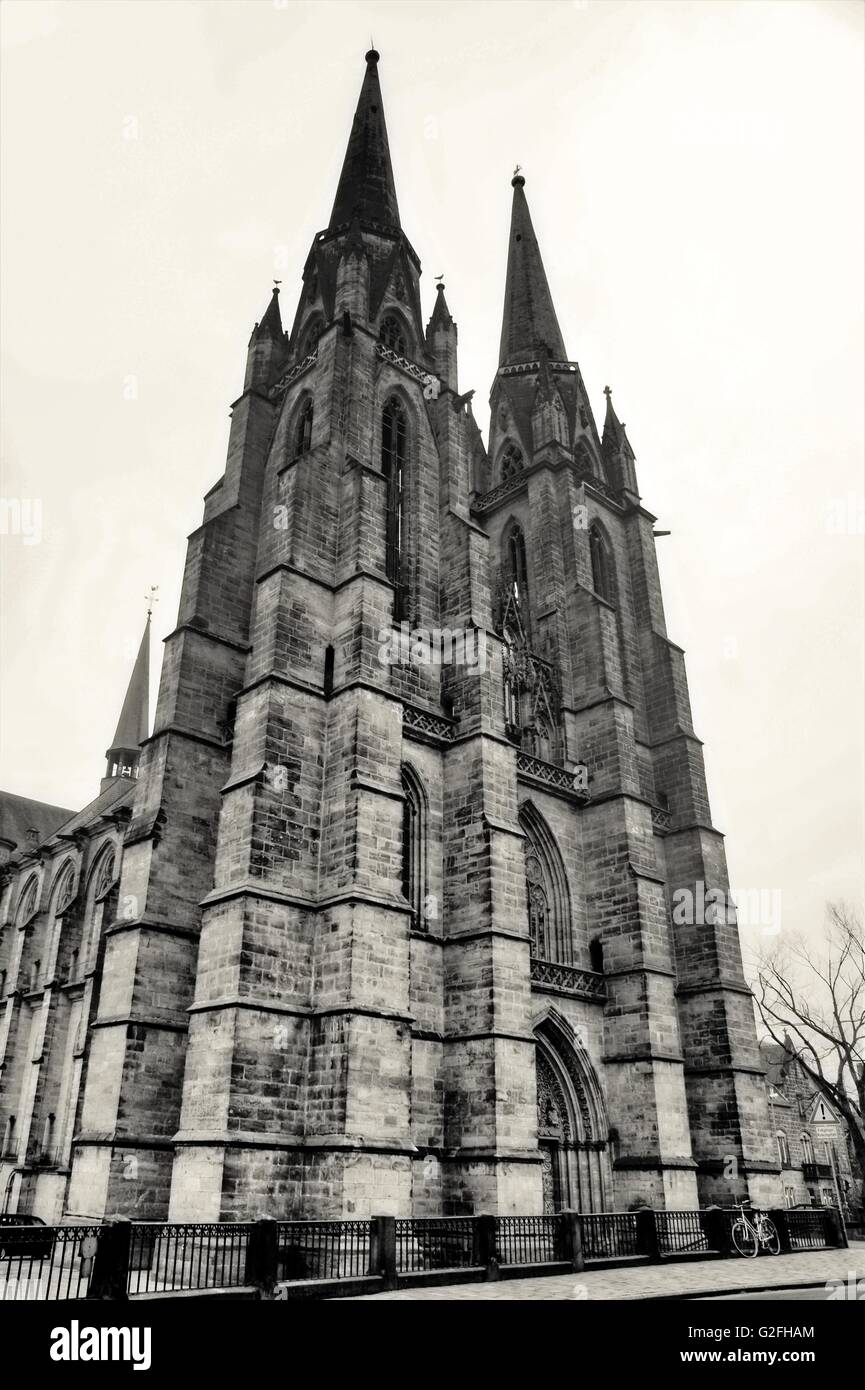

[762,1037,863,1217]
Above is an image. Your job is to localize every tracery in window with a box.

[379,314,408,356]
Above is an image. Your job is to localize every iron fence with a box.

[787,1209,831,1251]
[581,1211,640,1261]
[656,1209,714,1256]
[0,1202,842,1300]
[495,1214,564,1265]
[277,1219,372,1282]
[395,1217,477,1272]
[126,1221,254,1295]
[0,1223,101,1300]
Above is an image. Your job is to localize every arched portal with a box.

[534,1014,612,1214]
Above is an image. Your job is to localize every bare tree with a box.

[755,901,865,1203]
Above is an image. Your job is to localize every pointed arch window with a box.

[589,524,614,604]
[503,626,521,737]
[776,1131,791,1168]
[500,442,524,483]
[295,396,314,457]
[801,1133,814,1166]
[93,849,116,901]
[505,523,529,611]
[17,875,39,927]
[382,396,408,619]
[380,314,408,356]
[298,315,323,359]
[53,864,76,914]
[525,848,551,959]
[520,805,573,965]
[400,766,427,930]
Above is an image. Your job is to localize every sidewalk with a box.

[347,1244,865,1300]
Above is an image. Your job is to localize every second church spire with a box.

[499,174,566,368]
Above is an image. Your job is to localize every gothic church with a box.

[0,51,780,1223]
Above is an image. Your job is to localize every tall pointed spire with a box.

[498,174,566,368]
[329,49,400,231]
[103,614,150,787]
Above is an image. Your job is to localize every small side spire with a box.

[498,172,567,368]
[329,49,400,231]
[102,613,151,789]
[426,279,458,391]
[245,285,289,391]
[428,278,454,332]
[254,285,284,341]
[602,385,634,459]
[601,385,639,495]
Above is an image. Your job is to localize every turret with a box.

[243,286,289,393]
[101,613,150,791]
[425,280,458,392]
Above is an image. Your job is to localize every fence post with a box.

[245,1217,279,1296]
[87,1218,131,1301]
[823,1208,847,1249]
[474,1214,499,1280]
[370,1215,397,1290]
[768,1209,792,1254]
[635,1209,661,1262]
[701,1206,731,1257]
[560,1210,584,1272]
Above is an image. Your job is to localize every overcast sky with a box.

[1,0,862,953]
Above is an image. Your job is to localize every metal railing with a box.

[277,1219,372,1282]
[0,1223,101,1300]
[787,1209,832,1251]
[581,1211,641,1261]
[126,1221,254,1295]
[656,1209,714,1256]
[0,1204,844,1299]
[495,1215,564,1265]
[395,1217,477,1272]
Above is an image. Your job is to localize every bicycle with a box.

[730,1202,780,1257]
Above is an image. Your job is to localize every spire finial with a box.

[144,585,159,620]
[366,41,379,63]
[604,385,612,399]
[512,163,525,188]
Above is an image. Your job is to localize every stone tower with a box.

[61,50,779,1223]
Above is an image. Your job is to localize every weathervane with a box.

[145,585,159,619]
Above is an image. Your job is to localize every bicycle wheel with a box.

[731,1219,758,1257]
[760,1218,781,1255]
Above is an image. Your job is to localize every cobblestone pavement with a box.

[348,1244,865,1300]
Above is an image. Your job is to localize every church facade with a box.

[0,51,780,1225]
